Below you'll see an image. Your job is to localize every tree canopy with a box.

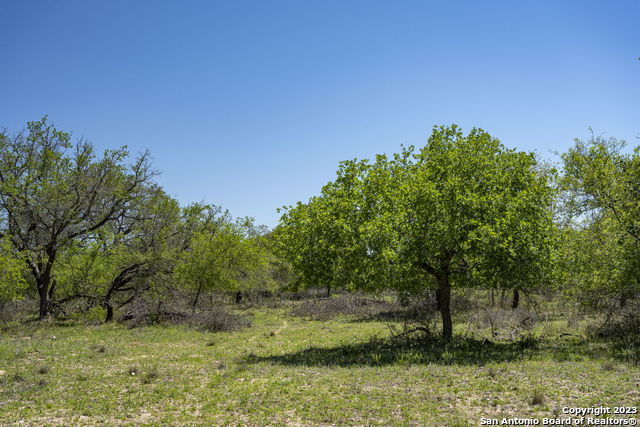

[276,125,557,339]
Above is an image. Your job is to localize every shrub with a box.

[119,296,251,332]
[289,293,398,320]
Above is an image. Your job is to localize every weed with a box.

[486,365,500,379]
[530,389,545,405]
[142,367,159,384]
[601,361,616,371]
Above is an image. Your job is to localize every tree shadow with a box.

[250,335,540,367]
[350,309,427,323]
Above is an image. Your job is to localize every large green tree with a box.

[277,125,556,339]
[0,118,155,318]
[561,134,640,306]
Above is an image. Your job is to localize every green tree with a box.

[561,134,640,306]
[175,216,269,308]
[557,215,638,310]
[0,118,155,318]
[277,125,556,340]
[54,185,182,321]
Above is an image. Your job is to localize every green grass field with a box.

[1,305,639,426]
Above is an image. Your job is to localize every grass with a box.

[0,306,639,426]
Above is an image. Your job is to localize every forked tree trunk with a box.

[32,253,57,320]
[512,289,520,310]
[438,274,453,341]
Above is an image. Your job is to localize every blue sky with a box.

[1,1,638,227]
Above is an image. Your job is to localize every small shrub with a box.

[91,344,107,353]
[590,306,640,364]
[486,366,500,379]
[128,366,139,376]
[37,365,49,375]
[142,367,159,384]
[530,389,545,405]
[188,308,251,333]
[517,333,539,350]
[470,308,537,340]
[601,361,616,371]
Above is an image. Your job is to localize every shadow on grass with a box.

[250,335,541,367]
[350,309,427,323]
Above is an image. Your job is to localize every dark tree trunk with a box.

[103,262,143,321]
[37,275,50,319]
[33,251,57,320]
[48,279,57,301]
[193,283,203,309]
[620,291,628,308]
[104,302,114,322]
[326,284,331,298]
[438,274,452,341]
[235,290,243,304]
[512,289,520,310]
[435,288,441,310]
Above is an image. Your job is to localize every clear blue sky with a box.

[1,1,638,227]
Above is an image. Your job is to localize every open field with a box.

[1,302,639,426]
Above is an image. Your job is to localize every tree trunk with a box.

[104,302,114,322]
[48,279,57,301]
[435,288,441,310]
[512,289,520,310]
[438,274,452,341]
[326,284,331,298]
[193,283,203,309]
[36,275,50,319]
[32,251,57,320]
[235,290,243,304]
[620,291,628,308]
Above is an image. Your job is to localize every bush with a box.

[467,307,538,340]
[188,308,251,332]
[590,303,640,364]
[290,293,398,320]
[119,297,251,332]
